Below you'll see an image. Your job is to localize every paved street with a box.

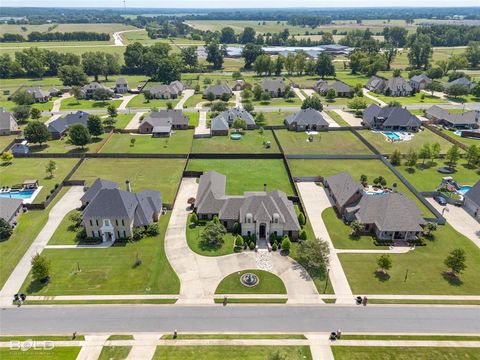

[1,305,479,334]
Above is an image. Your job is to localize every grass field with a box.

[325,110,350,127]
[0,158,79,203]
[372,92,447,105]
[192,130,279,154]
[98,346,131,360]
[71,158,186,204]
[160,334,306,340]
[215,269,287,294]
[113,114,135,129]
[153,346,312,360]
[20,212,180,295]
[60,98,122,110]
[48,210,82,245]
[288,159,433,217]
[258,111,293,126]
[0,347,81,360]
[0,135,17,152]
[442,129,480,148]
[186,20,317,35]
[357,128,454,154]
[339,223,480,295]
[187,159,293,196]
[186,214,235,256]
[0,187,69,289]
[275,129,372,154]
[100,131,194,154]
[0,23,137,36]
[125,94,181,109]
[29,133,109,154]
[332,346,480,360]
[396,159,478,192]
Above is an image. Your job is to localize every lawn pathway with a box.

[0,186,84,307]
[175,89,195,110]
[303,89,316,97]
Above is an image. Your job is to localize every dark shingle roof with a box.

[0,197,23,223]
[262,79,285,93]
[465,181,480,206]
[213,108,256,128]
[325,172,363,208]
[203,83,232,97]
[426,105,479,125]
[48,111,89,134]
[0,107,18,132]
[140,110,188,130]
[81,178,119,204]
[285,108,329,127]
[363,105,421,128]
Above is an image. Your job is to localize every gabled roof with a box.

[83,82,111,92]
[149,81,184,96]
[0,107,18,132]
[81,178,119,204]
[350,193,424,232]
[410,74,431,84]
[25,87,50,99]
[385,77,412,93]
[140,110,188,129]
[325,172,363,208]
[465,181,480,206]
[426,105,479,125]
[363,105,421,128]
[285,108,329,127]
[210,116,229,132]
[0,197,23,222]
[446,77,473,89]
[366,76,387,91]
[48,111,89,134]
[262,79,285,92]
[203,83,232,96]
[116,78,128,85]
[212,108,256,129]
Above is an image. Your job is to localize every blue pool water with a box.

[0,189,35,200]
[383,131,401,141]
[457,186,472,195]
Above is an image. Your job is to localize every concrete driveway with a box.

[427,199,480,248]
[333,109,363,127]
[293,87,306,101]
[175,89,195,110]
[233,91,243,108]
[125,112,145,130]
[165,178,321,304]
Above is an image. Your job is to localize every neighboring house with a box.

[47,111,89,139]
[445,77,474,90]
[262,79,286,97]
[0,107,19,135]
[115,78,129,94]
[10,140,29,154]
[195,171,301,240]
[314,80,354,97]
[203,83,232,99]
[410,74,432,91]
[425,105,479,129]
[148,80,184,99]
[232,80,246,91]
[463,181,480,222]
[210,108,256,136]
[325,172,424,241]
[81,178,119,207]
[0,198,23,227]
[82,180,162,242]
[138,110,189,137]
[284,108,329,131]
[49,88,63,97]
[82,82,113,99]
[25,87,51,103]
[366,76,413,96]
[362,105,422,131]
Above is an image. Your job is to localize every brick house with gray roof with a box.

[366,76,413,97]
[147,80,184,99]
[210,108,256,136]
[362,105,422,131]
[203,83,232,99]
[0,107,19,135]
[410,74,432,91]
[425,105,479,129]
[284,108,329,131]
[261,79,286,97]
[138,110,189,137]
[82,179,162,242]
[195,171,300,240]
[47,111,89,139]
[314,80,354,97]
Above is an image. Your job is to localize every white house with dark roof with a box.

[362,105,422,131]
[195,171,300,240]
[147,81,184,99]
[138,110,189,137]
[261,79,286,97]
[324,172,424,240]
[115,78,129,94]
[0,107,19,135]
[284,108,329,131]
[210,108,256,136]
[82,179,162,242]
[464,181,480,222]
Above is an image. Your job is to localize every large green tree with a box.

[81,51,106,82]
[58,64,87,86]
[69,124,91,149]
[24,121,50,145]
[242,43,264,69]
[407,33,432,69]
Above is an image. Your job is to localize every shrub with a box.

[281,236,291,252]
[249,241,255,250]
[0,218,13,240]
[31,253,51,282]
[297,212,306,226]
[272,243,278,251]
[190,212,198,224]
[132,227,144,241]
[145,223,159,237]
[232,222,240,234]
[235,236,244,247]
[299,229,307,240]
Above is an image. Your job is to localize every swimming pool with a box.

[383,131,401,141]
[457,186,472,195]
[0,189,35,200]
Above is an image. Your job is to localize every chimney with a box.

[263,183,267,192]
[126,180,131,192]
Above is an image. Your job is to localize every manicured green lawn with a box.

[0,134,17,151]
[161,334,306,340]
[114,114,135,129]
[326,110,350,127]
[275,129,372,154]
[183,93,204,108]
[100,131,193,154]
[322,208,385,250]
[358,128,453,154]
[187,112,200,127]
[187,159,293,196]
[71,158,186,204]
[442,128,480,148]
[28,134,108,154]
[186,214,235,256]
[60,98,122,110]
[98,346,131,360]
[48,210,81,245]
[107,335,134,340]
[396,159,478,192]
[192,130,279,153]
[20,212,180,295]
[339,223,480,295]
[248,97,302,107]
[332,346,480,360]
[447,94,480,104]
[258,111,293,126]
[0,158,79,203]
[0,187,69,288]
[0,100,54,112]
[125,95,180,109]
[340,335,480,341]
[153,346,312,360]
[373,91,447,105]
[215,269,286,294]
[0,335,84,341]
[288,159,432,217]
[0,347,81,360]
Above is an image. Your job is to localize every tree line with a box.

[0,31,110,43]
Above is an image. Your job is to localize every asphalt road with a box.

[1,305,479,335]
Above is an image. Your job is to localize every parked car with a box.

[434,195,447,206]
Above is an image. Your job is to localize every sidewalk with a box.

[321,111,340,128]
[0,187,84,306]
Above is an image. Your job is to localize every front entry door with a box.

[259,224,266,238]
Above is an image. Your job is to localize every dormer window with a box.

[273,213,279,224]
[103,219,111,227]
[246,213,252,223]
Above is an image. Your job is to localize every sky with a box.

[3,1,480,8]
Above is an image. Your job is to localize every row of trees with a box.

[0,31,110,43]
